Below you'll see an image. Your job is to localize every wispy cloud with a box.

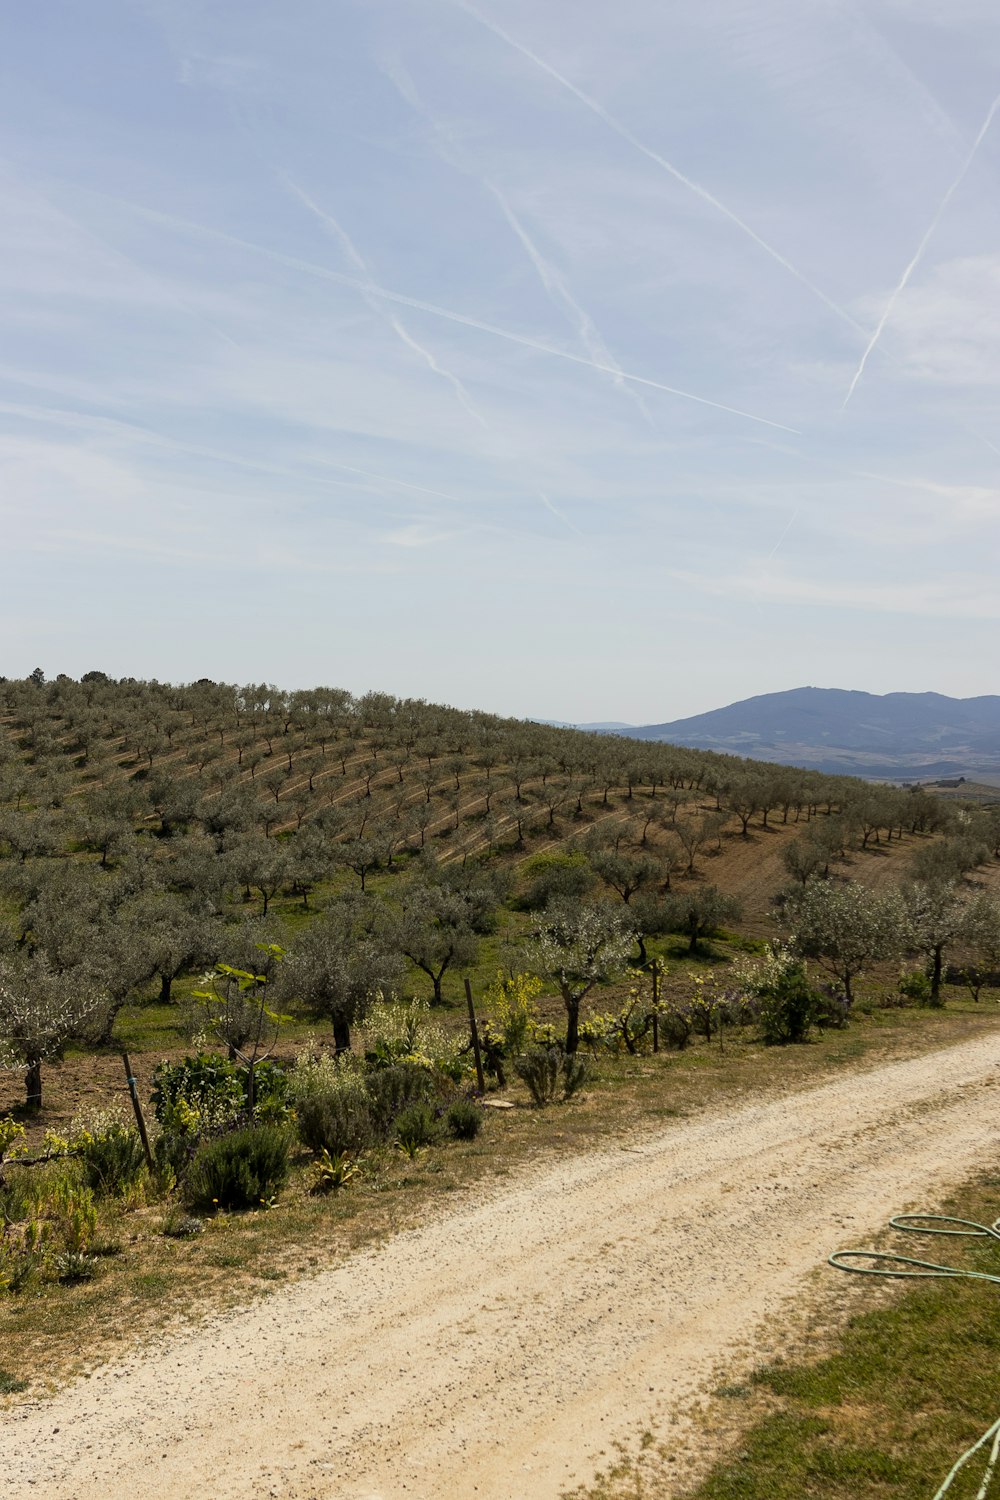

[282,176,489,428]
[124,199,799,433]
[538,491,584,536]
[375,54,652,423]
[449,0,867,340]
[672,564,1000,619]
[485,180,653,424]
[843,93,1000,408]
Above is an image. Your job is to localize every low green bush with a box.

[445,1099,483,1140]
[516,851,595,911]
[296,1085,373,1158]
[757,962,819,1045]
[898,968,933,1004]
[395,1102,440,1151]
[78,1122,147,1198]
[183,1124,290,1211]
[366,1063,435,1135]
[561,1053,589,1099]
[515,1048,561,1106]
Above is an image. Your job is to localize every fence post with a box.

[121,1049,154,1171]
[464,977,486,1094]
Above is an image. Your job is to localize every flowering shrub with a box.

[362,997,464,1080]
[483,971,542,1057]
[730,943,829,1044]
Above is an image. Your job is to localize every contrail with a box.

[450,0,867,339]
[487,179,653,423]
[843,92,1000,410]
[766,507,800,560]
[376,58,653,421]
[133,203,799,433]
[284,178,488,427]
[538,491,584,536]
[0,395,474,507]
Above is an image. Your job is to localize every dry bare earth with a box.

[6,1033,1000,1500]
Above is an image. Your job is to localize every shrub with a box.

[152,1053,245,1134]
[515,1048,561,1106]
[395,1102,440,1152]
[484,970,542,1057]
[366,1063,436,1135]
[77,1120,147,1198]
[362,997,462,1078]
[297,1085,373,1158]
[183,1124,290,1210]
[813,984,851,1030]
[561,1053,589,1099]
[898,968,933,1004]
[445,1098,483,1140]
[517,851,595,911]
[757,962,818,1045]
[289,1050,373,1156]
[152,1053,290,1134]
[657,999,694,1050]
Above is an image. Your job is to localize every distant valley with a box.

[553,688,1000,780]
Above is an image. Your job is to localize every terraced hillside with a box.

[1,671,998,1120]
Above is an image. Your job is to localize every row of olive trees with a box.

[785,877,1000,1004]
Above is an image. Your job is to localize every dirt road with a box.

[6,1032,1000,1500]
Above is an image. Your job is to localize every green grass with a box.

[574,1171,1000,1500]
[693,1214,1000,1500]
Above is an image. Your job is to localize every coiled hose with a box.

[831,1213,1000,1500]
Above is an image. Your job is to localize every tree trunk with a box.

[564,996,581,1054]
[929,945,944,1005]
[333,1014,351,1053]
[160,972,173,1005]
[24,1057,42,1113]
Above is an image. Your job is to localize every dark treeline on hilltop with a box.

[1,670,999,1110]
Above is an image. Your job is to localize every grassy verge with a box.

[572,1167,1000,1500]
[2,1000,999,1407]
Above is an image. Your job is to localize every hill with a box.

[625,687,1000,777]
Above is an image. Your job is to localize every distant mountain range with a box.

[620,688,1000,778]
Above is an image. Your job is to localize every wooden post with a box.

[121,1049,155,1171]
[464,977,486,1094]
[651,960,659,1054]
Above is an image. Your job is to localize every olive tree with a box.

[787,879,907,1004]
[387,884,481,1006]
[904,881,969,1004]
[663,885,742,955]
[0,956,108,1111]
[527,900,634,1053]
[279,898,401,1052]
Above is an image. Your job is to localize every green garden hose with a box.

[831,1213,1000,1499]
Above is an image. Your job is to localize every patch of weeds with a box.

[54,1251,97,1284]
[0,1368,28,1395]
[162,1212,205,1239]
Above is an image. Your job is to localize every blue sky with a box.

[2,0,999,722]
